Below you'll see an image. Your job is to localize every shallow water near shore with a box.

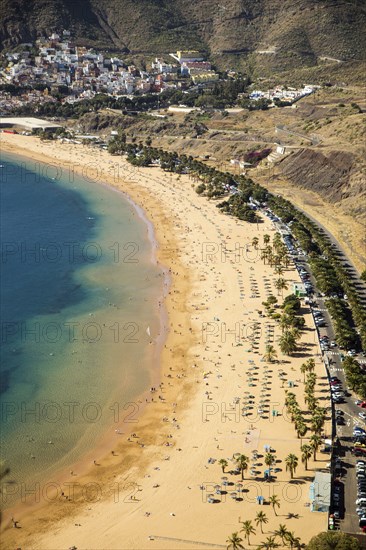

[0,151,165,504]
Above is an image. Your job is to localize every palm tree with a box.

[305,395,317,412]
[301,444,312,470]
[306,358,315,373]
[263,234,271,245]
[263,344,277,363]
[269,494,280,516]
[279,314,294,334]
[241,520,256,546]
[285,454,298,479]
[226,532,245,550]
[311,415,325,435]
[272,233,282,251]
[219,458,228,473]
[274,265,284,276]
[296,421,308,443]
[252,237,259,249]
[275,277,288,297]
[309,434,322,461]
[264,453,276,469]
[300,362,308,383]
[289,327,301,342]
[274,524,289,546]
[235,454,249,481]
[260,249,268,264]
[258,535,280,549]
[255,511,268,534]
[279,331,297,356]
[284,531,302,549]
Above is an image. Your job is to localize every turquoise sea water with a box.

[0,151,164,502]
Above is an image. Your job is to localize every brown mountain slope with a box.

[1,0,365,71]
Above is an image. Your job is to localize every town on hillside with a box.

[0,30,316,114]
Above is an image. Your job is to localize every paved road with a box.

[272,216,365,536]
[287,204,366,296]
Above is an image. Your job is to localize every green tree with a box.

[254,511,268,534]
[241,520,256,546]
[196,183,206,195]
[307,531,360,550]
[219,459,228,473]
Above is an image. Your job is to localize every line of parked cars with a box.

[355,454,366,530]
[330,376,345,404]
[296,264,314,295]
[313,309,326,328]
[352,426,366,457]
[320,334,337,352]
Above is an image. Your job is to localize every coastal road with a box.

[288,203,366,298]
[296,254,364,536]
[273,214,365,536]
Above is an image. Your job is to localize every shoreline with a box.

[1,133,329,549]
[0,140,187,516]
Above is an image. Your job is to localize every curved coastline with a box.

[0,145,174,518]
[1,133,329,549]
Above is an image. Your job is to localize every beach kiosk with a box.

[309,472,331,512]
[292,282,306,298]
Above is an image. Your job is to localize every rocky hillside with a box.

[278,149,366,215]
[1,0,365,72]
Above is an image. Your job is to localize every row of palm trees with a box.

[342,356,366,399]
[268,195,366,353]
[219,454,250,480]
[227,516,302,549]
[326,297,359,350]
[255,233,306,357]
[285,390,324,456]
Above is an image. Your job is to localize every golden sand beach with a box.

[1,133,329,549]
